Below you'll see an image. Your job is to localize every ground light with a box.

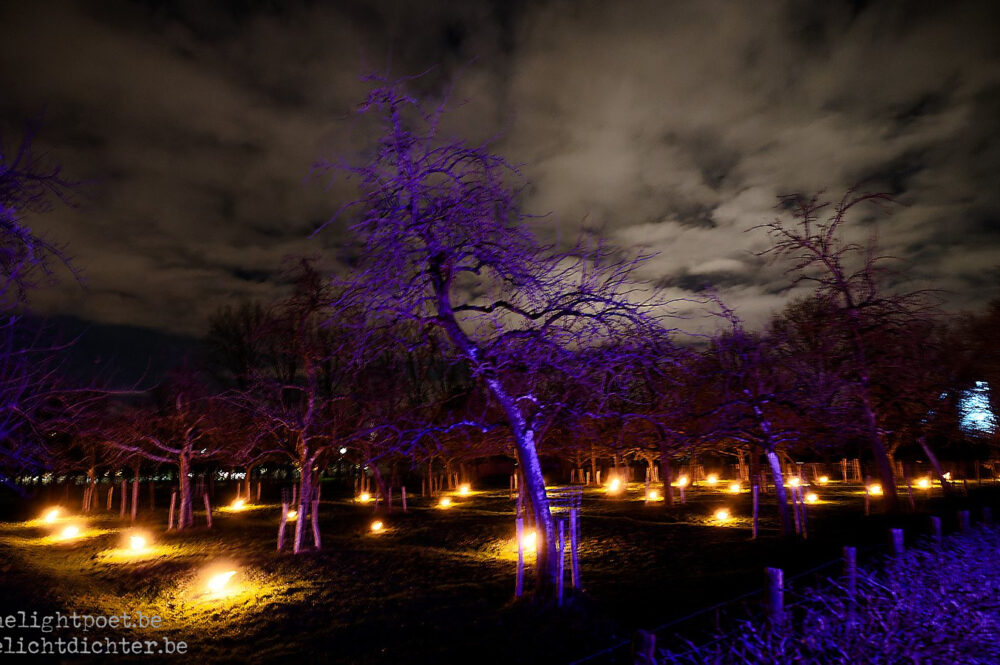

[129,535,148,552]
[371,520,384,533]
[646,489,660,501]
[868,483,883,496]
[728,482,741,493]
[206,570,237,595]
[59,525,81,540]
[714,509,730,521]
[230,498,246,511]
[818,475,829,484]
[805,492,819,504]
[706,473,718,485]
[286,510,298,521]
[674,476,689,488]
[458,483,471,496]
[438,497,452,509]
[787,477,801,488]
[916,478,931,489]
[520,529,537,552]
[42,507,62,523]
[358,492,371,503]
[607,478,622,494]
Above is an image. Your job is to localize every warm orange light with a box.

[788,477,801,487]
[230,499,246,511]
[371,520,384,533]
[458,483,471,496]
[818,475,829,484]
[207,570,236,594]
[868,483,883,496]
[438,497,452,508]
[728,482,741,493]
[129,535,147,552]
[607,478,622,494]
[916,478,930,489]
[520,529,537,552]
[286,510,298,521]
[706,473,718,485]
[646,489,659,501]
[714,509,730,521]
[676,476,689,487]
[943,472,952,481]
[805,492,819,504]
[59,525,80,540]
[42,507,61,523]
[358,492,371,503]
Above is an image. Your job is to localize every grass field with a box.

[0,479,995,663]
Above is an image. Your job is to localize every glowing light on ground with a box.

[58,525,80,540]
[943,472,952,481]
[42,508,61,523]
[868,484,883,496]
[129,535,148,552]
[787,477,801,487]
[371,520,384,533]
[230,499,246,511]
[358,492,371,503]
[674,476,689,487]
[286,510,298,521]
[458,483,471,496]
[438,497,452,509]
[728,483,741,493]
[916,478,930,489]
[705,474,718,485]
[207,570,237,595]
[805,492,819,504]
[607,478,622,494]
[646,489,660,501]
[520,529,537,552]
[818,476,829,484]
[714,509,731,521]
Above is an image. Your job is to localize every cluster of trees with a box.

[2,85,996,600]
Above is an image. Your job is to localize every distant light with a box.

[868,484,883,496]
[42,508,61,523]
[358,492,371,503]
[129,535,147,552]
[230,499,246,511]
[607,478,622,494]
[943,472,952,481]
[728,483,741,493]
[706,474,718,485]
[818,476,829,485]
[339,447,347,455]
[371,520,383,533]
[207,570,236,594]
[520,529,537,552]
[286,510,298,521]
[646,489,659,501]
[676,476,689,487]
[458,483,471,496]
[438,497,452,509]
[788,477,801,487]
[805,492,819,504]
[916,478,930,489]
[59,525,80,540]
[714,509,730,521]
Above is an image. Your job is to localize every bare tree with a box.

[313,80,670,598]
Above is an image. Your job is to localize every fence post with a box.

[982,506,992,525]
[930,516,942,543]
[514,516,524,599]
[890,528,904,557]
[958,509,971,532]
[765,567,784,625]
[842,546,857,598]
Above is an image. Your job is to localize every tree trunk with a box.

[765,450,793,537]
[917,436,951,495]
[131,466,140,522]
[863,402,899,511]
[659,444,674,508]
[293,458,312,554]
[177,453,194,529]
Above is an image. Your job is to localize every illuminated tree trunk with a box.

[177,451,194,529]
[764,449,792,537]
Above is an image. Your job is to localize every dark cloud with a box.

[1,0,998,337]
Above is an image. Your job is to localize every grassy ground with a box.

[0,479,996,664]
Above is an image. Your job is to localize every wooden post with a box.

[842,546,857,597]
[930,516,942,543]
[765,567,784,625]
[311,499,321,550]
[631,630,656,665]
[958,509,971,532]
[107,485,114,511]
[514,517,524,598]
[120,480,127,518]
[402,486,408,512]
[256,481,262,503]
[890,528,904,557]
[570,508,580,589]
[557,518,565,607]
[167,491,177,531]
[203,493,212,528]
[277,502,288,551]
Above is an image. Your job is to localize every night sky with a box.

[2,0,998,339]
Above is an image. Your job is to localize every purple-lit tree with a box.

[314,81,667,598]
